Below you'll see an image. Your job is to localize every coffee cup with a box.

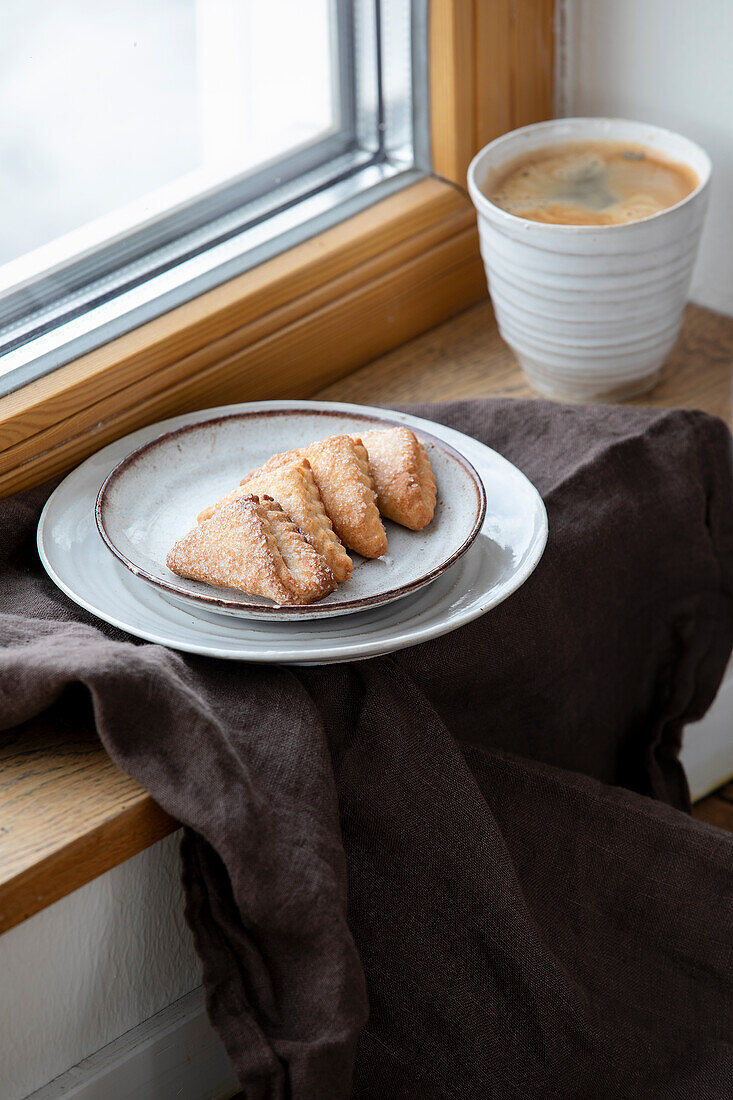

[467,118,712,402]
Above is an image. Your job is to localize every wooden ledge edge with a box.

[0,180,486,498]
[0,795,178,935]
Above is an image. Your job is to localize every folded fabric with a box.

[0,399,731,1099]
[321,659,733,1099]
[397,401,733,806]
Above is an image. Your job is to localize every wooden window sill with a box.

[2,298,732,934]
[0,0,557,502]
[0,178,487,498]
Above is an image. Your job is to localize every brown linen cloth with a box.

[1,399,732,1099]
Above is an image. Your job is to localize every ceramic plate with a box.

[95,409,486,620]
[38,400,548,664]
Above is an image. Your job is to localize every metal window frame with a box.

[0,0,430,396]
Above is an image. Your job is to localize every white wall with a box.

[0,832,202,1100]
[558,0,733,316]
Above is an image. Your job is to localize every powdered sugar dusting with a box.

[302,435,387,558]
[167,495,335,605]
[357,428,437,530]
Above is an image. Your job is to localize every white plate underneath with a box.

[95,407,486,620]
[38,401,548,664]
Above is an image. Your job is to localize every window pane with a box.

[0,0,336,266]
[0,0,427,395]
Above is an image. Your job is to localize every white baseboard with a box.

[27,988,238,1100]
[681,657,733,802]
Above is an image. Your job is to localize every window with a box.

[0,0,428,395]
[0,0,554,501]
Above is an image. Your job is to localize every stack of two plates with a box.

[38,401,548,665]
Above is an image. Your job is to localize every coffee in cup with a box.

[484,140,699,227]
[467,118,711,402]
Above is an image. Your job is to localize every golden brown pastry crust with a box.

[199,459,353,583]
[167,495,336,605]
[260,497,336,602]
[356,427,437,531]
[197,485,248,524]
[245,448,303,478]
[304,435,386,558]
[243,436,387,559]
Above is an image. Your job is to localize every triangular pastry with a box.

[245,448,303,478]
[244,436,387,558]
[167,495,336,605]
[198,458,352,583]
[355,427,437,531]
[304,435,387,558]
[197,485,249,524]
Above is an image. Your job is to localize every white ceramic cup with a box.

[467,118,711,402]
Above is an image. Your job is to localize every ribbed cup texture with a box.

[468,119,712,402]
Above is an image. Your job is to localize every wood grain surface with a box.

[0,714,175,934]
[0,1,557,500]
[2,299,732,932]
[318,299,733,423]
[431,0,555,184]
[0,181,487,499]
[691,784,733,830]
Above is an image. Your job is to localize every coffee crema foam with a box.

[485,140,699,226]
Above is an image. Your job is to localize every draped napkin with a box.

[1,399,732,1099]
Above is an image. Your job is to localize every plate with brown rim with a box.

[94,406,487,621]
[38,400,547,662]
